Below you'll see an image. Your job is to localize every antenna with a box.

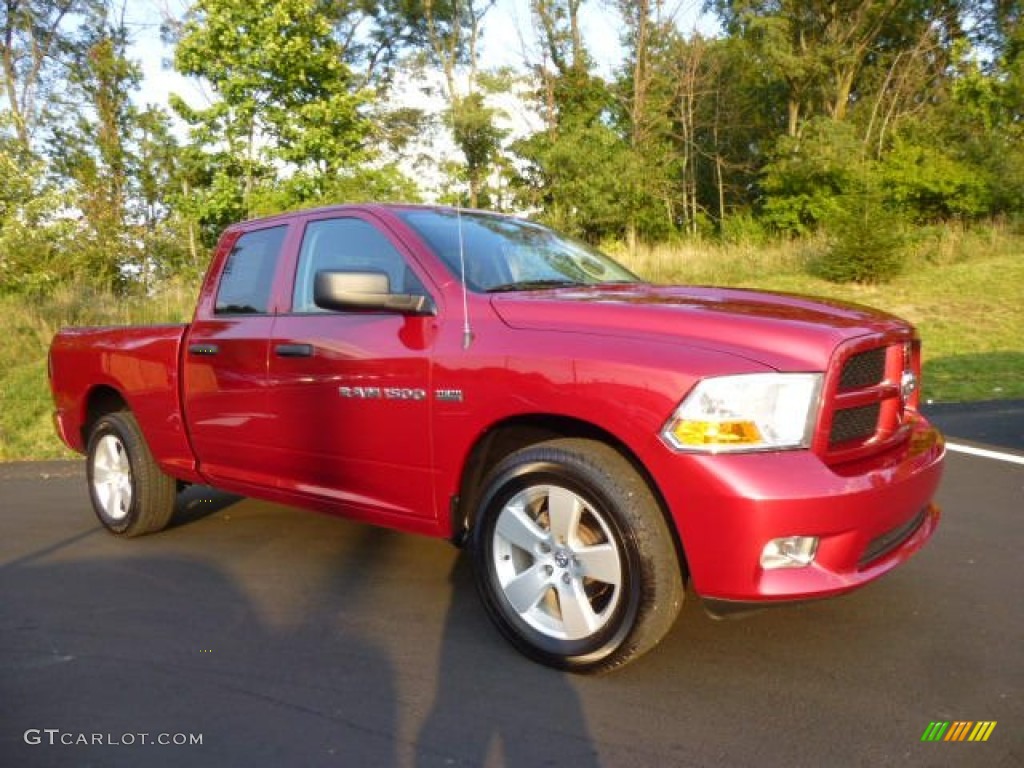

[456,205,474,349]
[446,94,474,350]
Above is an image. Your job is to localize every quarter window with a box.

[215,226,288,315]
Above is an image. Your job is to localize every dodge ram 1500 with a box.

[49,204,945,672]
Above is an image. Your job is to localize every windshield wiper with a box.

[486,279,584,293]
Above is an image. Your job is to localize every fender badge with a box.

[435,389,464,403]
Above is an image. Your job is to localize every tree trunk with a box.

[787,98,800,137]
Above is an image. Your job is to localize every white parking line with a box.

[946,442,1024,466]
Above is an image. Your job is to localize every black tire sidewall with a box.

[472,453,645,670]
[86,414,142,535]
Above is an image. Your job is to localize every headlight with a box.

[661,373,822,453]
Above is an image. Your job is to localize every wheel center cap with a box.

[554,550,571,569]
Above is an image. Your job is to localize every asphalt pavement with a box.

[1,405,1022,767]
[923,399,1024,454]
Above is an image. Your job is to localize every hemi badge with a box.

[435,389,464,403]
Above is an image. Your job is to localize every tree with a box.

[3,2,193,294]
[417,0,502,207]
[133,105,203,284]
[683,35,778,232]
[0,138,75,294]
[50,11,139,288]
[614,0,684,243]
[702,0,1020,237]
[708,0,963,136]
[1,0,102,152]
[962,1,1024,214]
[760,117,861,234]
[172,0,394,219]
[511,0,634,241]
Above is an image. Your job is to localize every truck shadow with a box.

[414,554,600,767]
[1,502,602,767]
[0,508,400,767]
[169,484,243,529]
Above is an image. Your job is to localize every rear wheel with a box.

[470,439,683,673]
[86,411,177,537]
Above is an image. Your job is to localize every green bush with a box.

[815,188,907,284]
[760,119,860,236]
[719,212,769,245]
[880,138,991,222]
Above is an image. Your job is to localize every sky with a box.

[122,0,195,110]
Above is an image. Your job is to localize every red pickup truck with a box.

[49,204,944,672]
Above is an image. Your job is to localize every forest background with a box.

[2,0,1022,459]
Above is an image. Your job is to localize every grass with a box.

[1,223,1021,461]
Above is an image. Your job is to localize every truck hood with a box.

[489,284,913,371]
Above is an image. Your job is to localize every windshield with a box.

[398,209,641,292]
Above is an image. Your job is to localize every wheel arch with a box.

[81,385,129,446]
[451,414,689,581]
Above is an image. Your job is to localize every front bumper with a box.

[654,412,945,603]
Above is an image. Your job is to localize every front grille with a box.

[858,508,927,567]
[820,337,919,462]
[839,347,887,390]
[829,403,881,446]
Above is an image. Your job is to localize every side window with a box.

[215,226,288,315]
[292,218,426,313]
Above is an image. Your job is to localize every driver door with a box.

[266,213,438,521]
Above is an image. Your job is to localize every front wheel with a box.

[86,411,177,537]
[470,439,684,673]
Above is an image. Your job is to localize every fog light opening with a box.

[761,536,819,570]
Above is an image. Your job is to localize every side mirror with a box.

[313,271,433,315]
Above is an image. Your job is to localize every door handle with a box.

[188,343,219,356]
[274,343,314,358]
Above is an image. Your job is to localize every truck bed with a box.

[49,324,198,479]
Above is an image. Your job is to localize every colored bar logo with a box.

[921,721,997,742]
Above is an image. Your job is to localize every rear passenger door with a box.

[183,224,291,490]
[267,213,439,521]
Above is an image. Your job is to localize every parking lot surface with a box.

[1,406,1021,767]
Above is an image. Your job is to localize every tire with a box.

[86,411,177,537]
[470,438,684,673]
